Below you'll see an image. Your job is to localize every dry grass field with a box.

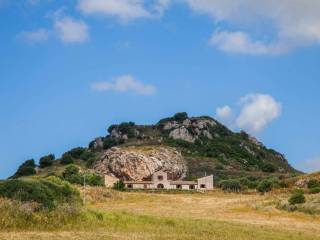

[1,188,320,240]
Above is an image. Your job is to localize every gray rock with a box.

[169,127,195,143]
[94,146,187,181]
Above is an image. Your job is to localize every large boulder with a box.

[94,146,187,181]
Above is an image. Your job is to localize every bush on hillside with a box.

[173,112,188,122]
[39,154,55,168]
[63,165,82,185]
[11,159,36,178]
[68,147,86,159]
[113,180,125,191]
[60,153,74,165]
[62,165,104,186]
[80,151,96,161]
[309,187,320,194]
[0,179,81,209]
[85,173,104,186]
[308,179,320,189]
[219,179,241,192]
[257,179,273,194]
[262,163,276,173]
[289,190,306,205]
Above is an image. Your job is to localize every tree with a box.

[11,159,36,178]
[220,180,241,192]
[289,190,306,205]
[113,180,125,191]
[173,112,188,122]
[85,173,104,186]
[257,179,273,194]
[68,147,86,159]
[262,163,276,173]
[39,154,55,168]
[62,164,82,184]
[307,179,320,189]
[60,153,74,165]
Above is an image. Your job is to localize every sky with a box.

[1,0,320,179]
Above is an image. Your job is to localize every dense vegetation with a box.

[0,178,81,209]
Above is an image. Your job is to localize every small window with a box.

[189,185,195,190]
[200,184,206,189]
[176,185,182,189]
[158,175,164,181]
[127,184,133,189]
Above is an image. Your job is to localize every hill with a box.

[11,112,300,182]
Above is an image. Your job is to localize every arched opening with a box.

[189,185,195,190]
[127,184,133,189]
[157,184,164,189]
[200,184,206,189]
[176,185,182,189]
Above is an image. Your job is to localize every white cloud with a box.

[91,75,156,95]
[54,17,89,43]
[216,93,282,134]
[78,0,171,22]
[153,0,171,16]
[216,105,232,121]
[186,0,320,54]
[18,28,50,43]
[210,31,287,55]
[78,0,151,22]
[236,93,282,134]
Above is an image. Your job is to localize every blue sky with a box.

[1,0,320,179]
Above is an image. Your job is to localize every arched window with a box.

[157,184,164,189]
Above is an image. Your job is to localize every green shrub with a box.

[309,187,320,194]
[85,173,104,186]
[60,153,74,165]
[173,112,188,122]
[63,165,82,185]
[289,190,306,205]
[80,151,95,161]
[39,154,55,168]
[219,179,241,192]
[261,163,276,173]
[68,147,86,159]
[113,180,125,191]
[257,179,273,193]
[0,179,80,209]
[307,179,320,189]
[103,138,119,149]
[11,159,36,178]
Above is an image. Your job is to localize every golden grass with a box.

[1,188,320,240]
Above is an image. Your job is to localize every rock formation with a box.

[94,146,187,181]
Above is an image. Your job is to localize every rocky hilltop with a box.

[88,112,298,181]
[15,112,298,182]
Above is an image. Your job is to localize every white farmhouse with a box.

[105,170,214,190]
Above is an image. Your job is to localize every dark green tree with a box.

[257,179,273,194]
[11,159,36,178]
[60,153,74,165]
[173,112,188,122]
[113,180,125,191]
[289,190,306,205]
[39,154,55,168]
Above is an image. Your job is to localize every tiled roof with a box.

[169,181,197,185]
[124,181,153,184]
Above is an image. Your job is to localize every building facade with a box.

[105,170,214,190]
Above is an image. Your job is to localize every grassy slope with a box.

[1,189,319,240]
